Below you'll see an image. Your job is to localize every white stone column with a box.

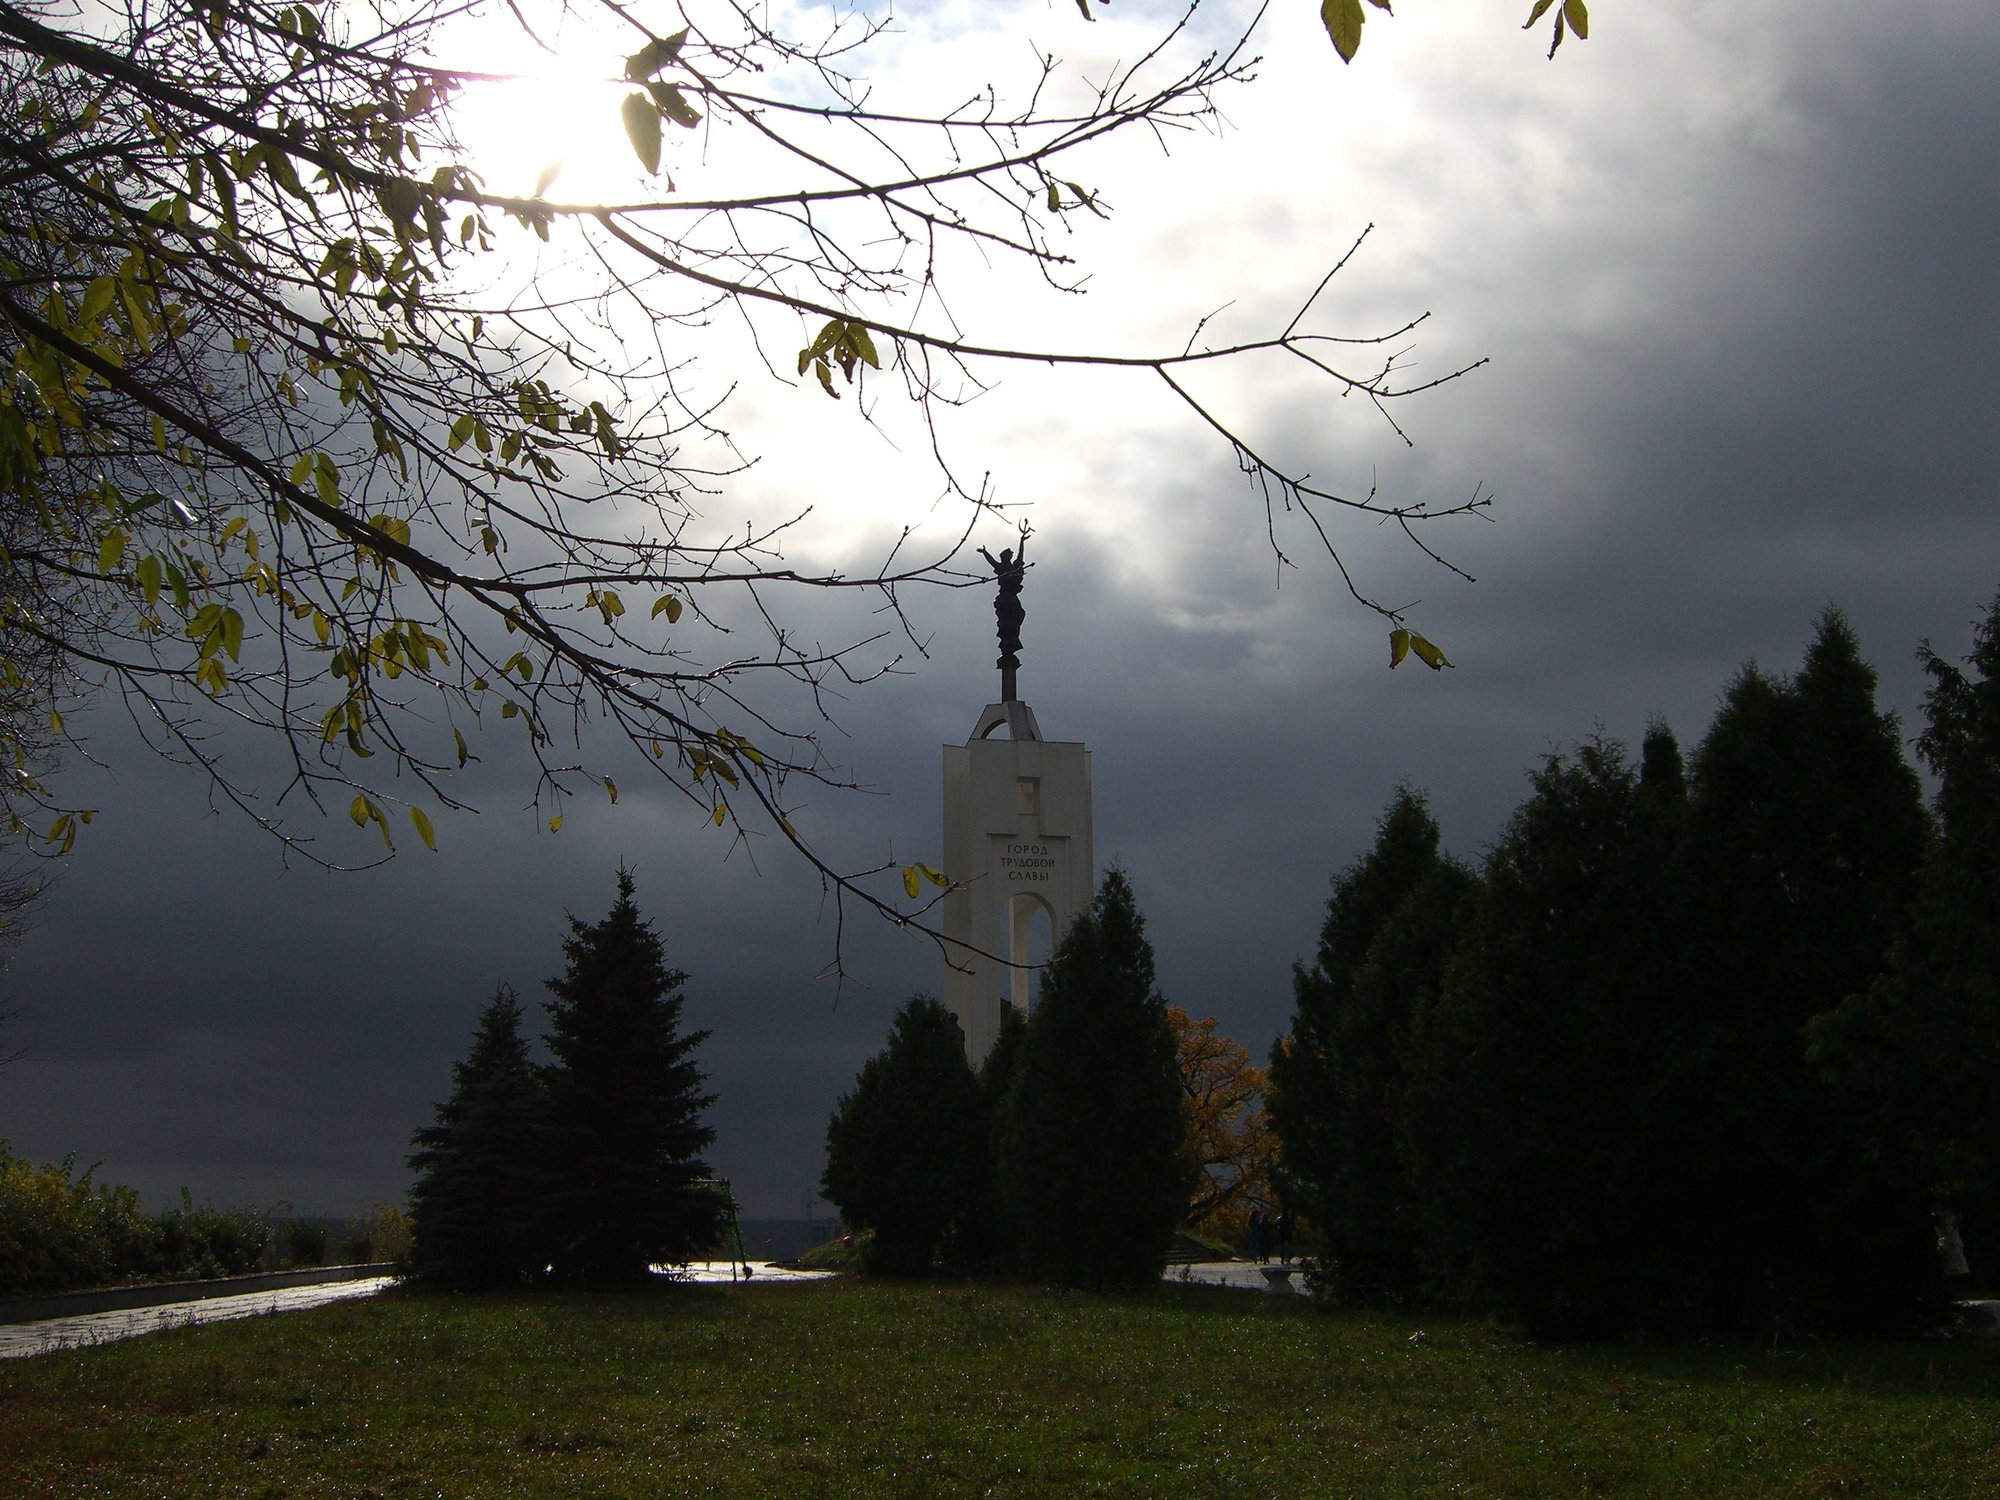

[941,701,1094,1064]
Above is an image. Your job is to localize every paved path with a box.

[0,1262,831,1361]
[1166,1259,1306,1295]
[0,1276,399,1360]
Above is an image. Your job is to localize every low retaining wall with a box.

[0,1263,398,1325]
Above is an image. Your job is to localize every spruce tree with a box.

[407,985,546,1289]
[1268,788,1469,1308]
[1401,735,1689,1335]
[537,872,725,1285]
[1816,592,2000,1281]
[1674,613,1934,1331]
[959,1001,1028,1271]
[822,996,985,1275]
[998,870,1186,1291]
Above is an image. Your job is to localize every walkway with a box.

[0,1262,830,1361]
[0,1276,398,1360]
[1166,1259,1306,1295]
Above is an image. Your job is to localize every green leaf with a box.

[711,803,726,826]
[1322,0,1367,62]
[624,29,687,81]
[651,594,683,624]
[1562,0,1588,38]
[80,276,117,327]
[312,452,340,511]
[1524,0,1557,26]
[454,727,469,767]
[349,794,369,827]
[410,805,437,851]
[1389,627,1410,669]
[98,527,125,574]
[847,323,880,369]
[621,92,662,175]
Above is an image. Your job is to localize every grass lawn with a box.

[2,1275,1995,1497]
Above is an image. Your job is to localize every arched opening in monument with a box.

[1002,892,1055,1017]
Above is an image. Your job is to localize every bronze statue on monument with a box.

[977,524,1031,702]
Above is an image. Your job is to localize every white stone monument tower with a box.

[942,531,1094,1064]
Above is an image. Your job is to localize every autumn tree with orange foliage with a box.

[1167,1006,1276,1236]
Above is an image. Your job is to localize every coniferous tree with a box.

[407,985,546,1289]
[1815,592,2000,1281]
[958,1001,1028,1271]
[999,870,1186,1291]
[1268,788,1469,1308]
[537,872,725,1285]
[1675,613,1934,1331]
[822,996,985,1275]
[1402,735,1689,1335]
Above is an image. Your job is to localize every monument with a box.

[941,529,1094,1064]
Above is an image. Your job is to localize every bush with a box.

[0,1145,269,1295]
[283,1218,330,1269]
[153,1193,268,1280]
[343,1203,413,1267]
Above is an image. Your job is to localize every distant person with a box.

[1247,1208,1266,1263]
[1275,1211,1295,1265]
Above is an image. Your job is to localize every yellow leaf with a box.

[605,777,618,804]
[919,863,948,888]
[410,805,437,851]
[1409,632,1455,671]
[1562,0,1588,38]
[652,594,683,624]
[348,794,369,827]
[902,865,920,899]
[1389,627,1411,669]
[711,803,726,826]
[548,813,563,833]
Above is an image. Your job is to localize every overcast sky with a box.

[2,0,1994,1221]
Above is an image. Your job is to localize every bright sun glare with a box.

[444,32,643,203]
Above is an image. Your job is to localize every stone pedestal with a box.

[941,702,1093,1064]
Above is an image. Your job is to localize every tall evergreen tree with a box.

[822,996,986,1275]
[1815,591,2000,1280]
[958,1002,1029,1271]
[407,985,546,1289]
[1402,734,1690,1335]
[1268,788,1469,1308]
[537,872,725,1285]
[999,870,1186,1291]
[1675,612,1935,1331]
